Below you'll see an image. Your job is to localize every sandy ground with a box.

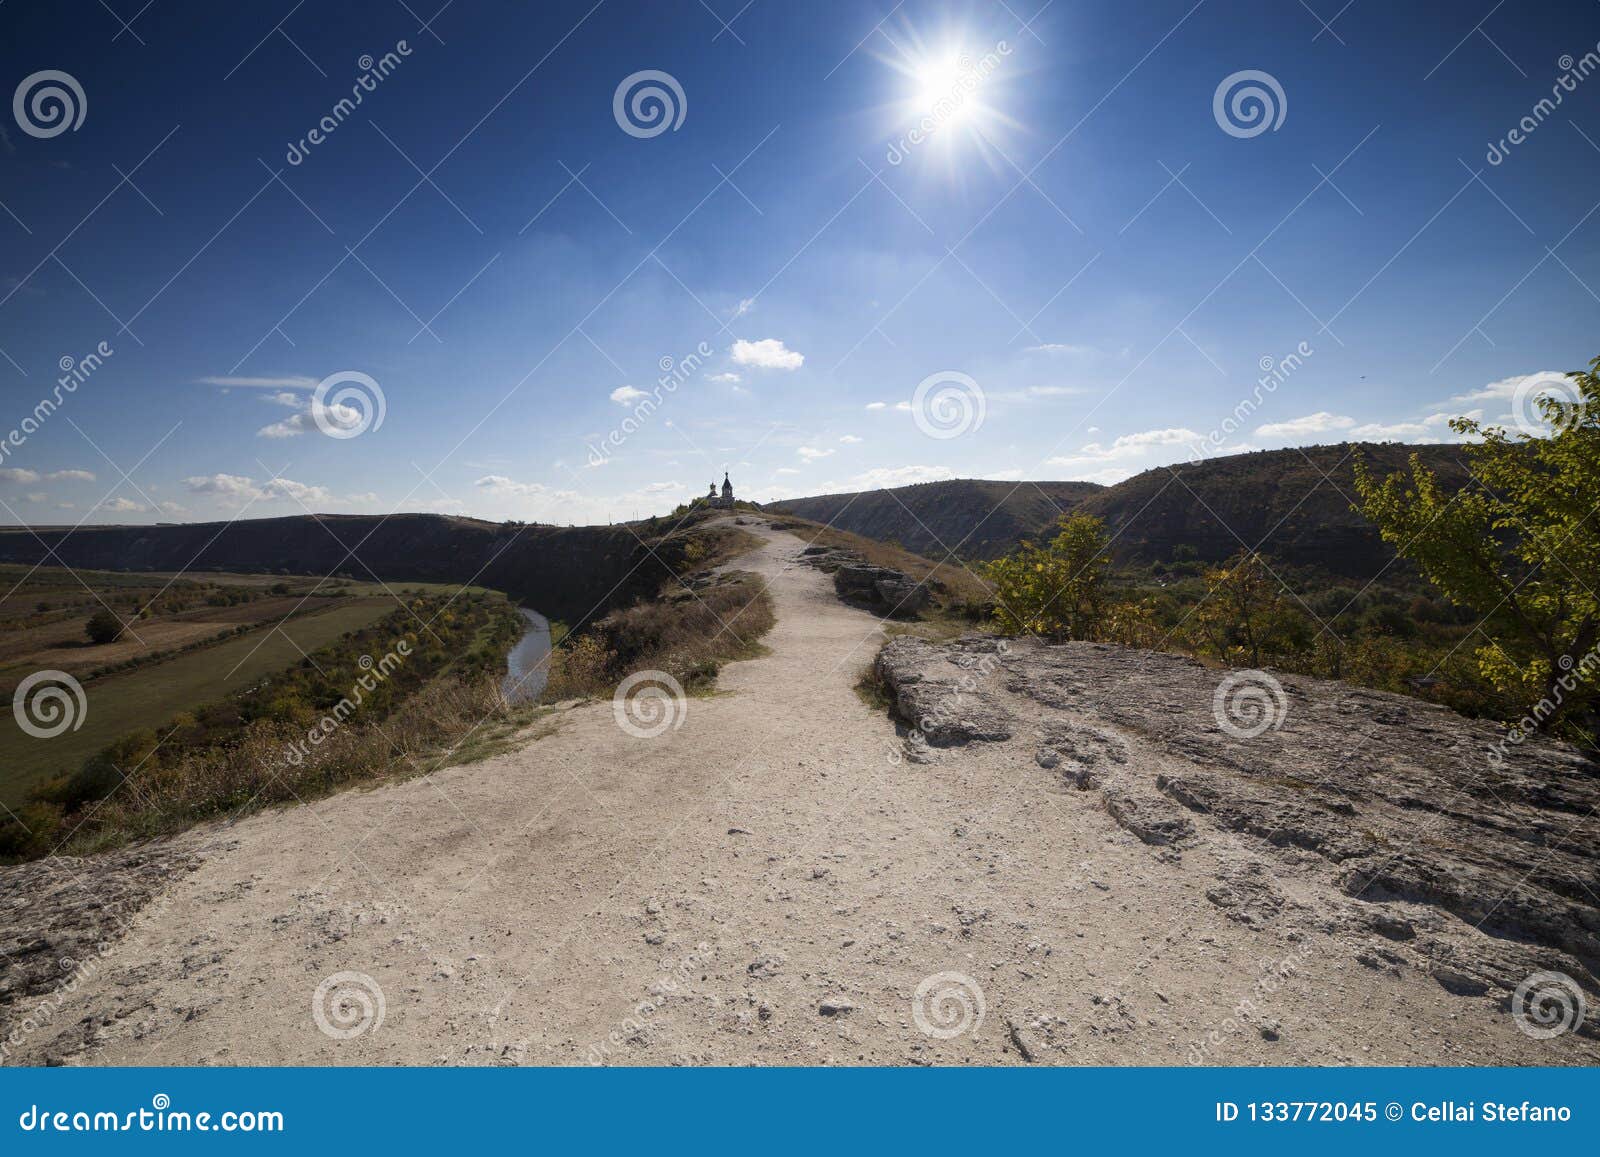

[6,520,1594,1066]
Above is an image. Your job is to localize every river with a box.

[502,607,552,704]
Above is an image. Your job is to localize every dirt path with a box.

[6,520,1589,1065]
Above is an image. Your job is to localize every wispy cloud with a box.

[197,374,318,389]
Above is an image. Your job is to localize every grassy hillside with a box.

[766,444,1472,578]
[0,512,697,626]
[766,479,1103,560]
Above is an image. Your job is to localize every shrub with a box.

[85,608,124,644]
[986,514,1111,639]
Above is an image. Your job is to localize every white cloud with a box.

[865,402,887,411]
[610,385,648,406]
[197,374,318,389]
[101,496,147,513]
[45,469,95,482]
[24,491,45,502]
[1024,343,1097,356]
[181,473,332,506]
[473,475,582,502]
[1449,371,1563,405]
[1254,412,1357,438]
[732,297,755,318]
[641,480,680,494]
[775,467,800,475]
[843,465,956,489]
[838,434,863,444]
[1045,426,1204,477]
[707,372,741,383]
[894,401,911,411]
[1349,412,1468,442]
[263,478,332,504]
[992,384,1085,402]
[0,468,40,484]
[256,398,364,437]
[263,391,304,407]
[730,338,804,371]
[797,445,834,462]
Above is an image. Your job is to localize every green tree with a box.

[1188,550,1309,666]
[1354,356,1600,734]
[987,513,1111,639]
[85,608,124,645]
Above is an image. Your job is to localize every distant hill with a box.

[0,514,683,625]
[767,443,1474,578]
[766,480,1105,560]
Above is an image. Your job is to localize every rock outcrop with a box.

[796,545,929,618]
[875,635,1600,1016]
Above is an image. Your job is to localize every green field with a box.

[0,599,396,805]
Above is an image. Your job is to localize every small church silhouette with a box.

[706,472,735,509]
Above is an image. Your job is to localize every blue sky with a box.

[1,0,1597,525]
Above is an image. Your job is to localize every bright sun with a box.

[912,52,974,121]
[877,27,1021,172]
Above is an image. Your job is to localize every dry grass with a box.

[759,514,991,614]
[542,569,776,702]
[15,674,537,859]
